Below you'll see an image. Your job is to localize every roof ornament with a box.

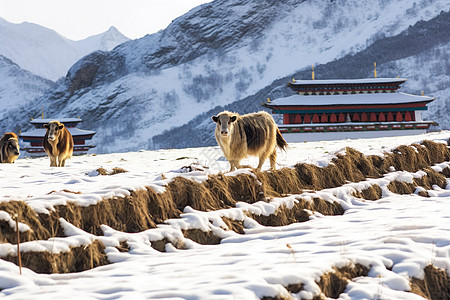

[292,78,296,83]
[312,65,315,80]
[267,97,271,103]
[41,106,44,119]
[374,62,377,78]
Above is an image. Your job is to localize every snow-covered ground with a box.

[0,130,450,299]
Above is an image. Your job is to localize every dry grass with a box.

[382,141,450,173]
[410,265,450,300]
[96,167,128,175]
[387,181,417,195]
[250,197,344,227]
[293,140,450,192]
[150,238,170,252]
[267,263,450,300]
[0,201,54,243]
[183,229,222,245]
[2,140,448,240]
[354,184,383,200]
[274,263,370,300]
[4,240,108,274]
[38,188,181,237]
[260,296,293,300]
[441,166,450,177]
[317,264,370,299]
[116,241,130,252]
[150,237,185,252]
[256,168,304,196]
[387,166,448,196]
[414,167,448,190]
[221,217,245,234]
[169,176,226,211]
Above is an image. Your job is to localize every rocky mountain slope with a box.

[0,17,129,81]
[0,55,54,123]
[2,0,449,153]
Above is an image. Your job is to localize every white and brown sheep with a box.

[0,132,20,163]
[212,111,287,171]
[43,121,74,167]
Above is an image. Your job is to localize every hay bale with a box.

[168,176,224,211]
[256,167,304,197]
[341,147,380,178]
[410,265,450,300]
[418,168,447,189]
[38,188,181,236]
[317,264,369,299]
[295,163,324,189]
[0,201,54,242]
[225,173,266,204]
[221,217,245,234]
[150,237,185,252]
[96,167,128,175]
[249,205,310,227]
[421,140,450,163]
[355,184,382,201]
[4,240,108,274]
[183,229,222,245]
[204,174,238,207]
[387,181,416,195]
[442,166,450,178]
[250,197,344,227]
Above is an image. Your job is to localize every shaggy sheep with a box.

[43,121,74,167]
[212,111,287,171]
[0,132,20,163]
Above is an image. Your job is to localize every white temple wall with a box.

[415,111,423,121]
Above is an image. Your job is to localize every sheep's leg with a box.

[229,160,239,172]
[269,149,277,171]
[49,156,57,167]
[257,151,270,170]
[59,156,66,167]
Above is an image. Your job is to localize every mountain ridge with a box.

[0,55,54,124]
[0,17,130,81]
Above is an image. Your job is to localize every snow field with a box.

[0,131,449,299]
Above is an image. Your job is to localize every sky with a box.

[0,0,213,40]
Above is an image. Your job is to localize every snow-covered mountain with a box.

[155,8,450,149]
[0,17,129,81]
[0,55,54,131]
[2,0,450,153]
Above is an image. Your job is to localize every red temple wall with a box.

[283,111,416,124]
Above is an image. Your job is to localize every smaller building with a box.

[20,118,96,156]
[262,78,437,142]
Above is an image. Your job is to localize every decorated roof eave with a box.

[30,118,82,124]
[262,98,435,109]
[287,78,407,87]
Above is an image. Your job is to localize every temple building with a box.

[262,77,436,142]
[20,118,96,156]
